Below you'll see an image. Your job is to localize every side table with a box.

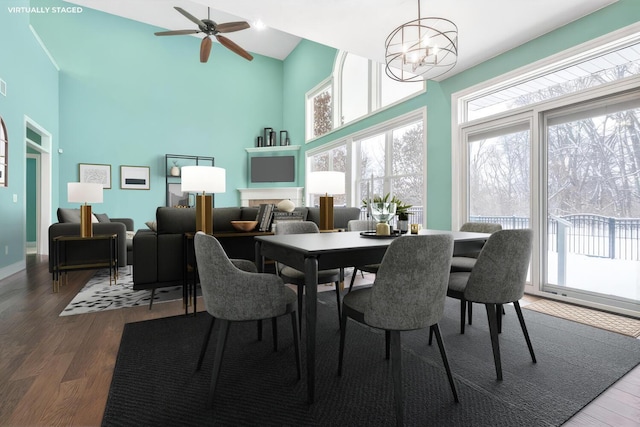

[51,234,119,292]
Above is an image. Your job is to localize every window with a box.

[454,26,640,315]
[307,109,426,225]
[463,35,640,122]
[0,116,7,187]
[307,144,347,206]
[305,51,424,142]
[306,78,333,140]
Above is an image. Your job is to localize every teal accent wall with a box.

[30,1,284,228]
[0,0,59,273]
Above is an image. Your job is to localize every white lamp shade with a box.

[181,166,226,194]
[307,171,345,195]
[68,182,103,204]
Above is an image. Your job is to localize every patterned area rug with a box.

[59,267,185,316]
[524,299,640,338]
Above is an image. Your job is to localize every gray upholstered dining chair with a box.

[193,232,301,407]
[450,221,503,334]
[338,234,459,426]
[446,229,536,381]
[275,221,343,330]
[346,219,380,293]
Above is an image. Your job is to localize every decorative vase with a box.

[397,219,409,233]
[170,166,180,176]
[370,202,397,235]
[277,199,295,212]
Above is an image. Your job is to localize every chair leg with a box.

[148,288,155,310]
[428,327,433,346]
[338,309,349,376]
[196,315,215,371]
[468,301,473,325]
[385,330,391,360]
[297,285,304,336]
[290,311,302,380]
[348,268,358,293]
[460,299,467,334]
[497,304,503,334]
[430,324,459,402]
[389,330,404,427]
[209,319,230,407]
[485,303,503,381]
[257,319,262,341]
[272,317,278,352]
[514,301,537,364]
[334,281,342,330]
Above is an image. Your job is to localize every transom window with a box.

[464,35,640,122]
[305,51,424,141]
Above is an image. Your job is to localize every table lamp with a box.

[68,182,103,238]
[181,166,226,234]
[307,171,346,231]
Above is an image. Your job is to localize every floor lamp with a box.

[181,166,226,234]
[68,182,103,238]
[308,171,346,231]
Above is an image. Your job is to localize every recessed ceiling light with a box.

[253,19,266,30]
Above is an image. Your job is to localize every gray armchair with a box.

[275,221,343,330]
[450,221,502,333]
[338,234,458,426]
[446,229,536,381]
[193,232,301,407]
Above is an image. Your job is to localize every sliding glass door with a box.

[544,94,640,309]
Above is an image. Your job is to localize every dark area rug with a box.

[102,293,640,426]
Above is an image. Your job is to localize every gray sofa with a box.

[48,208,134,274]
[132,206,361,291]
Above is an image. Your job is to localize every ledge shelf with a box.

[245,145,300,153]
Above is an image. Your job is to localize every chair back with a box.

[365,234,454,331]
[464,229,533,304]
[460,222,502,234]
[194,232,288,321]
[347,219,375,232]
[275,221,319,235]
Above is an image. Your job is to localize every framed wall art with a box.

[120,165,150,190]
[79,163,111,189]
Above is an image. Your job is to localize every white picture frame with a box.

[79,163,111,189]
[120,165,150,190]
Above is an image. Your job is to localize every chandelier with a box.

[385,0,458,82]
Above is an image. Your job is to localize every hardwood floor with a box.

[0,255,639,426]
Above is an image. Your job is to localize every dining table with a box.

[254,229,490,404]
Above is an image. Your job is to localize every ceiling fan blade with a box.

[174,6,206,28]
[200,36,213,63]
[216,21,250,33]
[154,29,199,36]
[215,35,254,61]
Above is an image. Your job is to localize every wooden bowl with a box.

[230,220,258,232]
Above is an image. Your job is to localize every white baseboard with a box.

[0,261,26,282]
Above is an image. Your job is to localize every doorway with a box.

[24,117,52,256]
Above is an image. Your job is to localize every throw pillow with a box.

[57,208,81,223]
[91,213,99,223]
[94,213,111,223]
[145,220,157,232]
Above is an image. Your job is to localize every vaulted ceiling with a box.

[67,0,618,79]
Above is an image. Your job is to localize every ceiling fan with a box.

[155,7,253,63]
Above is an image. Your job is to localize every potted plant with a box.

[362,193,412,233]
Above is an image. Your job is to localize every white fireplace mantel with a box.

[237,187,304,207]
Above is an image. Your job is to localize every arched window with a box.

[0,116,7,187]
[305,51,425,141]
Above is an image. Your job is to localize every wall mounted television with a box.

[250,155,295,183]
